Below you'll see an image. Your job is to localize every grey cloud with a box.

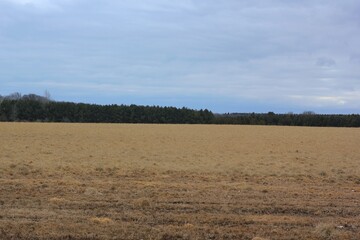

[349,54,360,63]
[316,57,336,67]
[1,0,360,113]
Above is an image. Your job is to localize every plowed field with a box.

[0,123,359,239]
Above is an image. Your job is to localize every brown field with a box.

[0,123,359,240]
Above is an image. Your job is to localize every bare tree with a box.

[5,92,22,100]
[44,90,51,102]
[303,111,316,115]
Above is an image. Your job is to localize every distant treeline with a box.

[0,93,214,124]
[0,93,359,127]
[214,112,360,127]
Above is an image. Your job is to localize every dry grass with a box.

[0,123,359,239]
[90,217,114,224]
[314,222,338,240]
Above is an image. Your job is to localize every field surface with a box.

[0,123,359,240]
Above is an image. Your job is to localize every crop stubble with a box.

[0,123,359,239]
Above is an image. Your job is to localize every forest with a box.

[214,112,360,127]
[1,93,359,127]
[0,93,213,124]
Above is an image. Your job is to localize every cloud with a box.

[288,91,360,112]
[316,57,336,67]
[2,0,76,11]
[4,0,58,9]
[349,54,360,63]
[1,0,360,113]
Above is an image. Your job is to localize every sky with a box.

[1,0,360,113]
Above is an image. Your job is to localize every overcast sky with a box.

[1,0,360,113]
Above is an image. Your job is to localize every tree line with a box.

[214,112,360,127]
[0,93,359,127]
[0,93,214,124]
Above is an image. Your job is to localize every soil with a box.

[0,123,359,239]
